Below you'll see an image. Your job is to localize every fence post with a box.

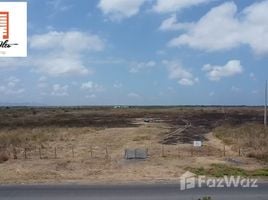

[13,147,17,159]
[72,146,74,158]
[124,149,127,159]
[223,145,226,157]
[24,148,27,159]
[90,146,93,158]
[54,147,57,159]
[238,147,241,157]
[161,145,165,157]
[39,148,42,159]
[105,146,109,160]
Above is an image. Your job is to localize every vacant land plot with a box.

[0,106,267,184]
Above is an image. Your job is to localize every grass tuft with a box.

[187,164,268,177]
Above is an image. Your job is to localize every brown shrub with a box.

[0,152,9,163]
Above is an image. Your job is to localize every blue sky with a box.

[0,0,268,105]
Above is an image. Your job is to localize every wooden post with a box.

[24,148,27,159]
[54,147,57,159]
[238,147,241,157]
[72,146,74,158]
[124,149,127,159]
[39,148,42,159]
[161,145,165,157]
[223,145,226,157]
[90,146,93,158]
[105,146,109,160]
[13,147,17,159]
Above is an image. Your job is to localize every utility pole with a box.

[265,80,267,128]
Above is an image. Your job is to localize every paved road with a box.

[0,183,267,200]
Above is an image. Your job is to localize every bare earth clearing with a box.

[0,106,267,184]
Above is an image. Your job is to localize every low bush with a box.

[0,152,9,163]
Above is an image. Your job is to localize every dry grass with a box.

[0,123,226,184]
[0,107,267,184]
[0,128,56,148]
[214,123,268,161]
[187,163,268,177]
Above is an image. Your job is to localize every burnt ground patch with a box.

[161,126,209,145]
[160,109,264,144]
[0,108,138,129]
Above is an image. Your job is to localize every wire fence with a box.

[0,144,246,161]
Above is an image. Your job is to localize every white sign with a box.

[193,141,202,147]
[0,2,27,57]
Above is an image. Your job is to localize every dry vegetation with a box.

[214,123,268,162]
[0,106,267,184]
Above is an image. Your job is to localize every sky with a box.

[0,0,268,106]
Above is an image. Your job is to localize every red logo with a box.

[0,11,9,40]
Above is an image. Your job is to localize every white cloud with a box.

[86,94,97,98]
[164,60,198,86]
[81,81,104,92]
[0,77,25,96]
[249,72,256,80]
[7,76,20,88]
[202,60,243,81]
[47,0,73,12]
[0,31,104,76]
[0,58,29,70]
[98,0,211,20]
[98,0,147,21]
[167,1,268,55]
[129,61,156,73]
[209,91,215,97]
[159,14,193,31]
[33,56,90,76]
[39,76,47,82]
[29,31,104,76]
[37,82,48,89]
[37,76,48,88]
[231,86,240,92]
[0,86,25,95]
[113,82,123,88]
[31,31,104,52]
[128,92,141,98]
[153,0,211,13]
[178,78,197,86]
[156,50,166,55]
[51,84,69,96]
